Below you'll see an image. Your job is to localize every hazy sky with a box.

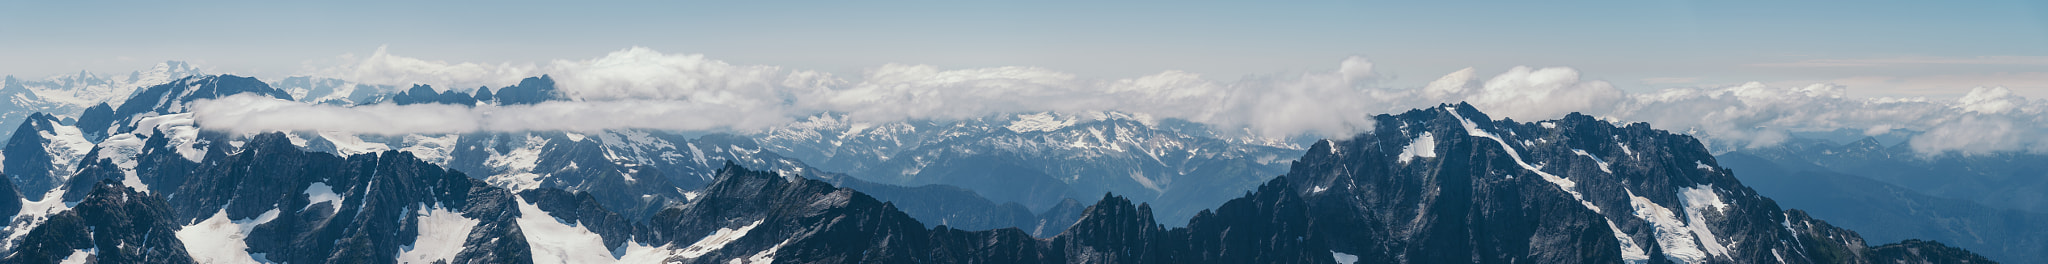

[5,0,2046,98]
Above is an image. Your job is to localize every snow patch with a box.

[679,219,766,259]
[1397,132,1437,164]
[485,134,549,191]
[398,134,459,165]
[1695,160,1715,171]
[1630,190,1709,263]
[86,133,151,194]
[136,113,208,162]
[1006,112,1077,133]
[397,205,481,264]
[60,248,93,264]
[1572,149,1612,173]
[92,134,147,171]
[1127,171,1164,193]
[734,237,791,264]
[1331,251,1358,264]
[176,209,278,264]
[318,131,390,157]
[303,182,342,215]
[842,123,874,139]
[1607,219,1651,263]
[515,196,617,264]
[38,119,96,182]
[686,142,710,169]
[615,242,684,263]
[4,191,75,250]
[1679,185,1732,257]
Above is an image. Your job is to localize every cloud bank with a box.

[273,47,1400,137]
[196,47,2048,156]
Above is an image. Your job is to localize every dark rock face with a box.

[72,103,112,141]
[380,84,478,106]
[4,113,71,198]
[641,162,1331,264]
[473,86,495,102]
[649,162,941,263]
[1269,103,1994,263]
[168,133,530,264]
[491,75,562,105]
[5,181,195,264]
[1048,194,1163,263]
[0,171,17,222]
[1867,240,1997,263]
[1168,177,1329,263]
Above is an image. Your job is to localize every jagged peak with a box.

[240,132,297,151]
[1070,192,1158,227]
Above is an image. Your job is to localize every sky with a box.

[5,0,2046,98]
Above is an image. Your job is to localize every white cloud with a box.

[237,47,2048,156]
[189,94,794,134]
[1785,72,2048,99]
[277,49,1406,137]
[545,47,835,101]
[310,45,539,91]
[1459,66,1626,122]
[1601,83,2048,155]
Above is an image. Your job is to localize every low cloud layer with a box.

[194,46,2048,156]
[191,95,797,134]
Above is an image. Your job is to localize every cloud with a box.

[240,47,2048,156]
[545,47,835,101]
[278,48,1403,137]
[797,56,1394,137]
[310,45,540,91]
[1461,66,1626,122]
[1601,83,2048,155]
[1784,72,2048,99]
[190,94,794,134]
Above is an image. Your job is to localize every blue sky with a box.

[5,0,2045,97]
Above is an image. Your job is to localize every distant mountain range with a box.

[755,111,1306,225]
[0,71,2003,263]
[1722,137,2048,262]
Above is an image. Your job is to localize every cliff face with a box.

[1275,103,1991,263]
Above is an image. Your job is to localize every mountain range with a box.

[1722,137,2048,261]
[0,71,2002,263]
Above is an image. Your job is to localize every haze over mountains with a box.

[0,58,2025,263]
